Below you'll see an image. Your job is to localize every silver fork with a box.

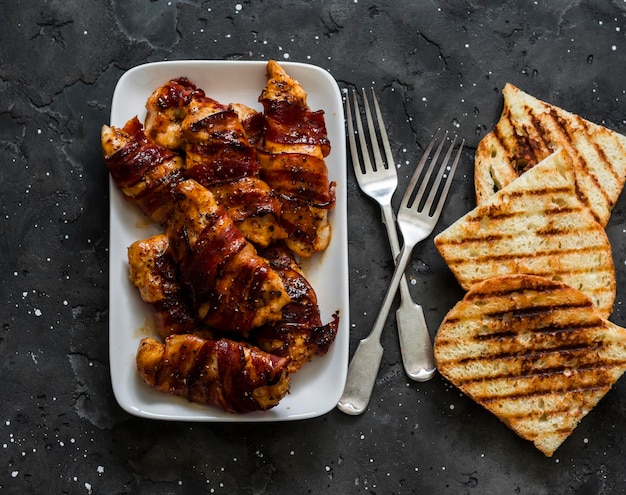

[345,88,437,382]
[338,131,464,415]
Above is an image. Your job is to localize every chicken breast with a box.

[137,334,291,413]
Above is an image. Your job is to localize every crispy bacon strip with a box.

[258,60,335,257]
[136,334,291,413]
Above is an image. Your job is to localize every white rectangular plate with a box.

[108,60,349,421]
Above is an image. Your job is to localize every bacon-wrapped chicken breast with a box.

[136,334,291,413]
[101,117,184,226]
[165,179,290,334]
[258,60,336,257]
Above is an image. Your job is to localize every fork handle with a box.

[396,297,436,381]
[380,204,436,381]
[336,335,384,415]
[338,243,413,414]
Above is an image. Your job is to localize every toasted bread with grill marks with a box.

[435,149,615,318]
[474,83,626,226]
[434,273,626,457]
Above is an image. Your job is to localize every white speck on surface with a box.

[34,308,42,317]
[11,471,18,478]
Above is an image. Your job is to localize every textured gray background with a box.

[2,0,626,493]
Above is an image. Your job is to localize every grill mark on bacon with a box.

[188,110,241,138]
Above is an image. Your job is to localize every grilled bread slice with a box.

[434,274,626,457]
[435,149,615,318]
[474,83,626,226]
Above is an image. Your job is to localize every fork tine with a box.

[362,89,392,172]
[352,90,376,175]
[345,91,363,176]
[401,132,464,219]
[430,138,464,219]
[362,89,383,171]
[400,131,445,209]
[421,134,458,213]
[370,88,395,171]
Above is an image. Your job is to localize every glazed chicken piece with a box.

[166,179,290,334]
[253,243,340,373]
[144,77,200,150]
[181,91,285,247]
[127,234,199,339]
[258,60,336,257]
[136,334,291,413]
[101,117,184,225]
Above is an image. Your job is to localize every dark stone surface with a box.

[3,0,626,493]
